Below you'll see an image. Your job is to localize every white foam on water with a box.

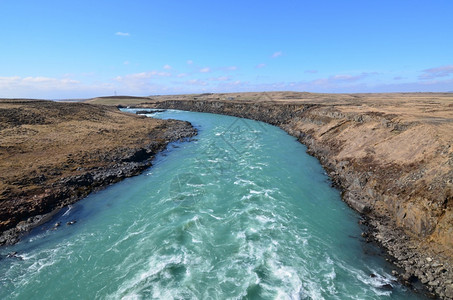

[108,254,185,299]
[106,224,146,253]
[2,240,76,295]
[355,268,395,297]
[247,165,263,170]
[267,252,303,297]
[255,215,275,224]
[26,232,52,243]
[207,158,220,163]
[204,212,224,220]
[240,194,254,201]
[233,178,257,186]
[62,205,73,216]
[120,293,141,300]
[249,189,262,194]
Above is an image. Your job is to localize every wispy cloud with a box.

[199,67,211,73]
[272,51,282,58]
[330,74,361,82]
[115,32,130,36]
[329,72,377,82]
[208,76,231,81]
[305,70,318,74]
[112,71,175,95]
[226,66,237,71]
[187,60,193,65]
[0,76,79,87]
[419,65,453,80]
[163,64,172,70]
[256,63,266,69]
[209,76,453,94]
[150,71,172,77]
[0,75,109,99]
[4,68,452,99]
[115,72,150,81]
[115,71,171,81]
[185,79,207,86]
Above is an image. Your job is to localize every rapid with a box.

[0,109,425,299]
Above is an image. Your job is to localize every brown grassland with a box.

[0,99,191,235]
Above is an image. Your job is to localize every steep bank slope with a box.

[0,100,196,245]
[137,97,453,298]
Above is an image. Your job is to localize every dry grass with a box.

[97,91,452,253]
[84,96,152,106]
[86,91,453,119]
[0,99,165,205]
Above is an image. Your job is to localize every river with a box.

[0,109,425,299]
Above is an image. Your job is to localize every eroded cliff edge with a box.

[0,99,196,246]
[138,97,453,299]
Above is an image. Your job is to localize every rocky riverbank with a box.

[0,100,196,246]
[134,95,453,299]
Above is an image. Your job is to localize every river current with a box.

[0,109,425,299]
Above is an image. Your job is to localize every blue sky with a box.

[1,0,452,98]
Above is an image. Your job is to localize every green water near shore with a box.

[0,109,425,299]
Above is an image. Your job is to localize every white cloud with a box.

[115,72,150,81]
[186,79,207,86]
[272,51,282,58]
[208,76,453,94]
[419,65,453,80]
[115,32,130,36]
[331,74,359,81]
[0,76,80,86]
[0,76,105,99]
[3,69,452,99]
[61,78,80,84]
[256,63,266,69]
[329,72,377,82]
[156,71,171,77]
[115,71,171,82]
[22,76,58,83]
[123,61,130,65]
[208,76,231,81]
[163,64,172,70]
[200,67,211,73]
[187,60,193,65]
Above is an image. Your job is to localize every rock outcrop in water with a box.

[136,96,453,299]
[0,100,196,246]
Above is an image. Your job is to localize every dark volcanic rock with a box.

[135,109,165,114]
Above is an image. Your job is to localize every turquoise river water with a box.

[0,109,426,299]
